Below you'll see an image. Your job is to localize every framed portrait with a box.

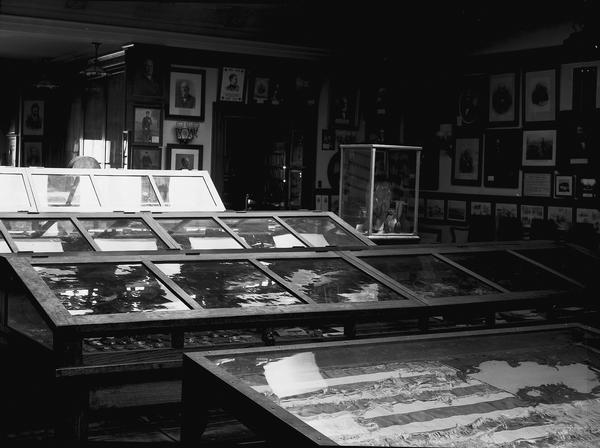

[131,53,163,97]
[22,141,43,167]
[425,198,445,221]
[168,68,205,120]
[252,77,270,104]
[332,84,360,129]
[522,172,552,197]
[133,105,162,145]
[489,72,519,126]
[131,146,161,170]
[166,144,203,170]
[522,129,556,166]
[520,204,544,228]
[483,129,522,188]
[471,201,492,216]
[547,206,573,230]
[321,129,333,151]
[495,202,518,218]
[22,100,44,136]
[457,74,487,128]
[447,200,467,222]
[524,69,556,123]
[452,137,481,186]
[554,174,574,197]
[219,67,246,103]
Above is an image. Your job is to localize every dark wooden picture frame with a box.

[452,136,482,186]
[332,84,360,129]
[168,67,206,121]
[219,67,246,103]
[166,144,203,170]
[21,140,43,167]
[522,172,552,197]
[131,52,163,98]
[22,100,44,136]
[133,105,162,145]
[130,145,162,170]
[252,76,270,104]
[524,68,557,124]
[554,174,574,198]
[483,129,522,188]
[457,74,488,129]
[489,72,519,127]
[522,129,556,166]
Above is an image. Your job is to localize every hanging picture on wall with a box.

[576,208,600,233]
[522,172,552,197]
[524,69,556,123]
[452,137,481,186]
[22,141,43,167]
[131,51,163,97]
[22,100,44,136]
[483,129,522,188]
[471,201,492,216]
[332,83,360,129]
[520,204,544,228]
[168,68,205,120]
[554,174,574,197]
[495,202,518,218]
[219,67,246,102]
[547,206,573,230]
[252,77,270,104]
[560,61,600,111]
[133,106,162,145]
[558,111,597,166]
[457,74,487,128]
[131,146,161,170]
[166,144,203,170]
[522,129,556,166]
[489,72,519,126]
[447,200,467,222]
[425,199,445,220]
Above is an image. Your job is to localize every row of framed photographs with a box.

[128,144,203,171]
[458,62,598,129]
[522,172,597,199]
[452,126,594,187]
[423,197,600,231]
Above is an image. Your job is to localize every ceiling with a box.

[0,0,595,65]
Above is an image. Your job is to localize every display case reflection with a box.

[221,217,305,249]
[339,144,421,241]
[79,218,168,251]
[1,218,93,252]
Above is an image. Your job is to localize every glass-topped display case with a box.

[183,323,600,447]
[339,144,422,243]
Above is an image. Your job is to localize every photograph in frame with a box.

[520,204,544,228]
[457,74,488,128]
[219,67,246,102]
[22,141,43,167]
[133,106,162,145]
[522,172,552,197]
[522,129,556,166]
[452,137,481,186]
[131,53,163,97]
[495,202,518,219]
[131,146,161,170]
[524,69,556,123]
[425,198,445,220]
[168,68,205,120]
[547,206,573,230]
[471,201,492,216]
[447,200,467,222]
[252,77,270,104]
[558,111,597,166]
[554,175,574,197]
[577,176,597,199]
[167,144,203,170]
[22,100,44,136]
[489,72,518,126]
[333,84,360,129]
[483,129,522,188]
[576,208,600,233]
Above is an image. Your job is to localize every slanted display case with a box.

[339,144,422,243]
[182,323,600,447]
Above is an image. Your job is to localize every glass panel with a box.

[281,217,364,247]
[361,254,498,298]
[34,263,188,315]
[340,147,371,232]
[221,217,305,249]
[155,261,304,308]
[153,176,218,210]
[0,234,11,253]
[209,328,600,447]
[155,218,242,250]
[79,218,168,251]
[0,173,31,211]
[445,251,574,291]
[93,175,159,209]
[515,247,600,286]
[261,258,404,303]
[2,219,92,253]
[31,174,100,209]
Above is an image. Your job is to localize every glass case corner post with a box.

[413,146,422,235]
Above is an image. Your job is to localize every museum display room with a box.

[1,1,599,447]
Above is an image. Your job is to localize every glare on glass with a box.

[34,263,188,315]
[31,174,100,209]
[221,218,305,249]
[1,218,92,252]
[153,176,218,210]
[93,175,160,209]
[281,216,364,247]
[156,261,304,308]
[79,218,168,251]
[0,174,31,211]
[156,218,242,250]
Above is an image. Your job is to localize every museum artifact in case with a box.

[339,144,422,243]
[183,323,600,446]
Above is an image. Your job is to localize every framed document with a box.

[522,172,552,197]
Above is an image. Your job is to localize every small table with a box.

[182,323,600,447]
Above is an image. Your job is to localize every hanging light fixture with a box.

[79,42,107,79]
